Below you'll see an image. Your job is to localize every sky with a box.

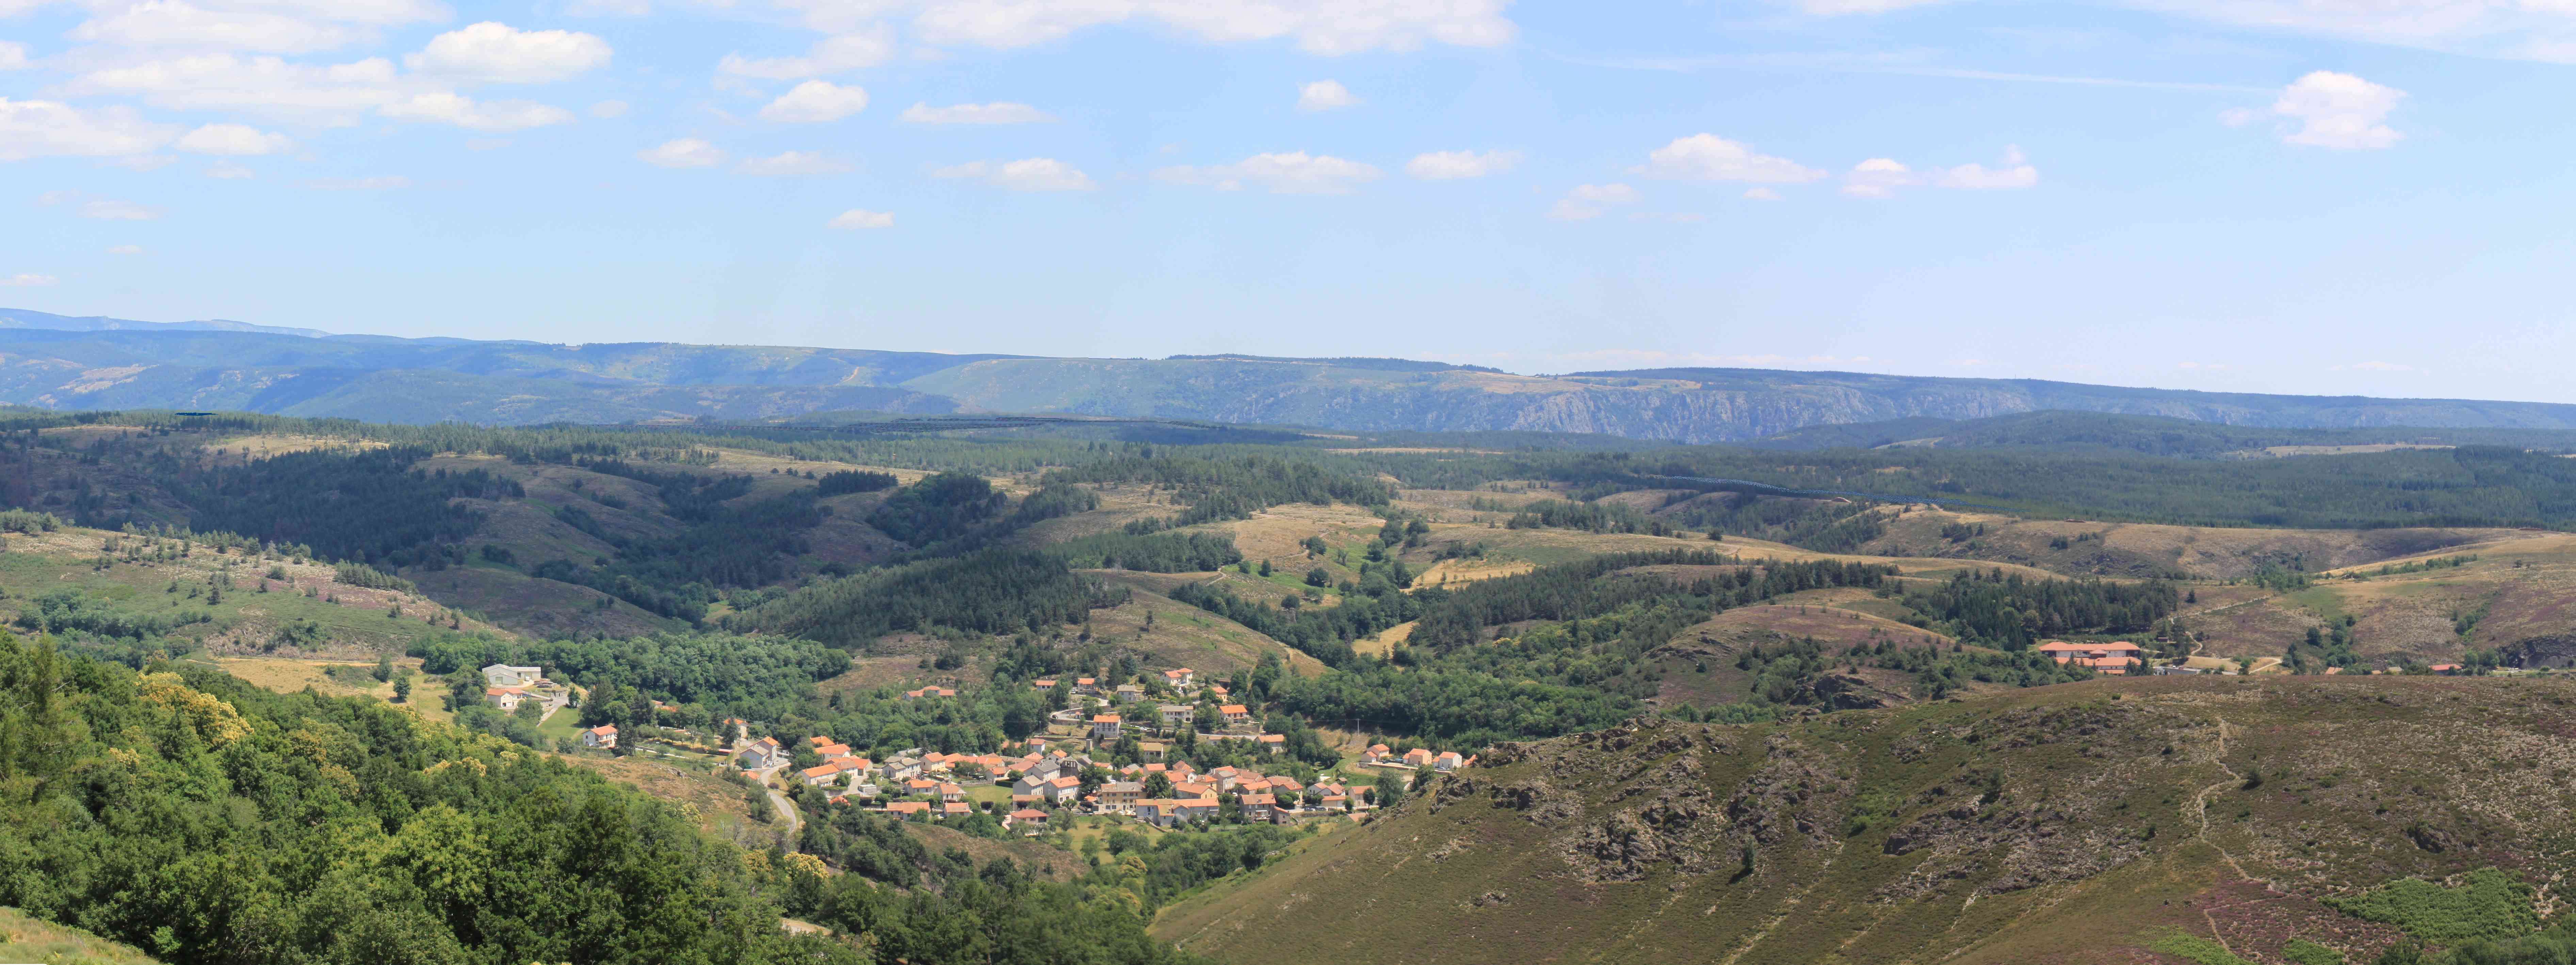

[6,0,2576,403]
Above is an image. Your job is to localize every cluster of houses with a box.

[1043,758,1385,827]
[1026,669,1314,757]
[1361,743,1469,772]
[479,663,574,715]
[706,664,1479,830]
[728,729,1448,829]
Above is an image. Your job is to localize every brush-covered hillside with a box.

[1158,675,2576,965]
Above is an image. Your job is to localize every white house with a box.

[736,736,787,770]
[482,664,542,688]
[581,724,618,749]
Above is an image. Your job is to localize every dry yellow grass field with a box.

[1411,558,1535,588]
[1353,620,1414,658]
[562,755,767,836]
[0,906,160,964]
[212,433,393,461]
[1083,587,1330,677]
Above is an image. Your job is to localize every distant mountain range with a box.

[0,307,333,339]
[10,307,2576,441]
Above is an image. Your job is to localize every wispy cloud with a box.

[1555,50,2271,94]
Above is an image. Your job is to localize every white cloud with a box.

[1743,188,1782,200]
[1154,152,1382,194]
[1841,158,1913,198]
[719,29,891,79]
[1405,149,1519,180]
[406,22,612,83]
[158,0,446,27]
[0,98,174,161]
[829,209,894,228]
[2231,70,2405,149]
[82,199,165,220]
[69,1,358,53]
[107,245,145,255]
[892,0,1515,55]
[932,158,1095,191]
[303,176,409,189]
[1840,148,2039,197]
[65,54,403,125]
[1546,182,1641,221]
[1296,80,1358,111]
[206,161,255,178]
[378,92,574,131]
[738,150,850,175]
[0,42,28,70]
[175,122,291,155]
[567,0,651,15]
[589,100,628,118]
[638,138,726,168]
[901,101,1053,124]
[1637,134,1826,184]
[759,80,869,123]
[1934,145,2040,188]
[0,274,56,287]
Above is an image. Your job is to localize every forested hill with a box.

[12,309,2576,440]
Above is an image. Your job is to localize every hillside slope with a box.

[1157,675,2576,965]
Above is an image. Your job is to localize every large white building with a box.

[482,664,543,688]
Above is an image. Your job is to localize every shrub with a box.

[2321,868,2539,945]
[2284,938,2348,965]
[816,470,900,496]
[333,562,415,592]
[2150,934,2258,965]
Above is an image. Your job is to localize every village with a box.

[481,660,1471,833]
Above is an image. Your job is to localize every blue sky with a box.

[7,0,2575,402]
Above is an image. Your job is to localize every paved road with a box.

[750,765,803,840]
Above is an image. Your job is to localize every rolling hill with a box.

[14,308,2576,441]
